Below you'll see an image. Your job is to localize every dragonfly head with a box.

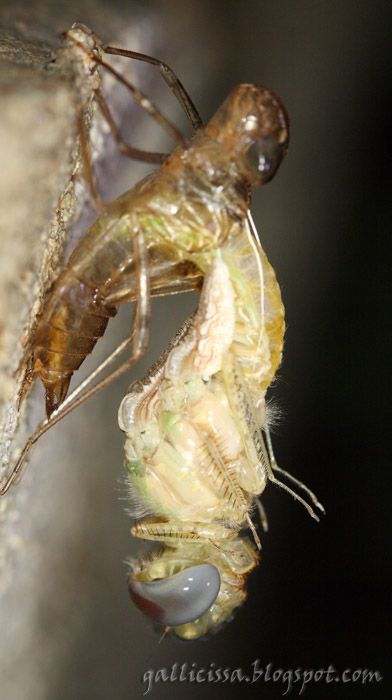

[205,83,290,189]
[128,536,259,639]
[128,560,221,629]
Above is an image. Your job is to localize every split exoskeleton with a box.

[1,24,323,638]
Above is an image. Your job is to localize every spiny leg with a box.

[65,26,185,146]
[75,104,103,211]
[72,23,203,132]
[101,43,203,132]
[45,258,202,415]
[196,431,262,551]
[131,518,259,580]
[66,23,204,205]
[222,358,322,522]
[6,12,206,488]
[54,24,201,379]
[30,27,202,410]
[257,429,321,522]
[132,518,233,544]
[6,246,204,494]
[131,518,253,570]
[76,89,168,213]
[93,87,167,165]
[0,231,151,495]
[67,27,187,209]
[1,334,136,495]
[254,496,269,533]
[264,425,325,514]
[241,378,322,522]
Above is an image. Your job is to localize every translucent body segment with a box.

[221,218,285,394]
[33,322,99,355]
[24,81,288,421]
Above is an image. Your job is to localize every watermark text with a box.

[142,660,383,695]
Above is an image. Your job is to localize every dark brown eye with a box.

[245,135,285,185]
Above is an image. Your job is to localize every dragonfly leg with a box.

[131,517,233,544]
[74,58,168,212]
[0,230,151,495]
[65,24,185,146]
[71,23,203,131]
[254,496,269,532]
[223,358,324,522]
[75,103,105,211]
[101,42,203,131]
[264,425,325,515]
[93,86,167,164]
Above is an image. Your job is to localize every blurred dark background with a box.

[0,1,390,698]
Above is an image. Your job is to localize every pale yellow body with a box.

[119,225,284,520]
[119,220,285,638]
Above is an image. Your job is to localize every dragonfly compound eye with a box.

[244,135,285,185]
[128,563,221,627]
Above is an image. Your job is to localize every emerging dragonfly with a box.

[0,24,323,636]
[0,23,287,492]
[119,165,324,638]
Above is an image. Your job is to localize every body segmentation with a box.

[119,207,286,639]
[116,85,288,639]
[1,28,323,638]
[28,84,288,418]
[27,83,292,638]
